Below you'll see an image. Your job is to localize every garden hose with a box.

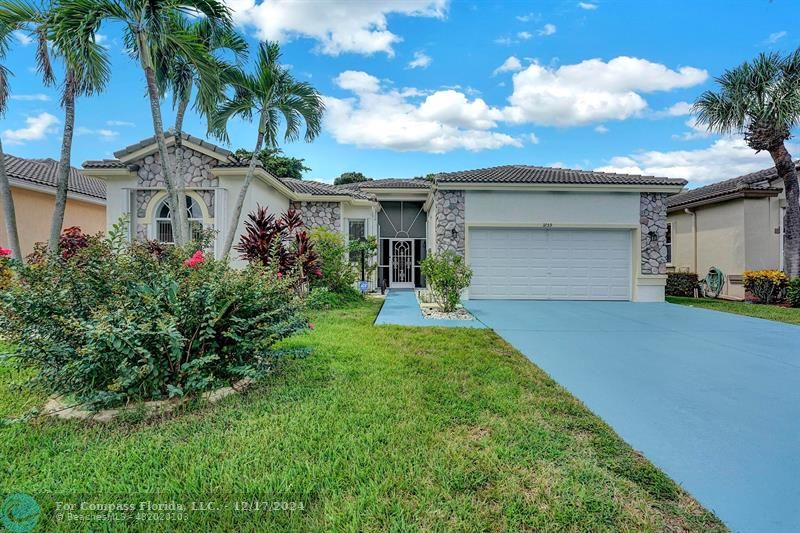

[703,266,725,298]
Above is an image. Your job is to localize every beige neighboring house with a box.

[666,163,798,299]
[0,154,106,256]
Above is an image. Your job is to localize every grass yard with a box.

[0,300,723,531]
[667,295,800,325]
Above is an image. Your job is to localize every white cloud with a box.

[517,31,533,40]
[516,12,540,22]
[493,56,523,76]
[324,70,521,153]
[578,2,598,10]
[503,56,708,126]
[766,31,787,44]
[596,137,795,185]
[407,51,432,69]
[10,94,50,102]
[12,31,32,46]
[228,0,448,56]
[106,120,135,127]
[672,116,712,141]
[2,112,59,144]
[538,23,557,36]
[77,127,119,139]
[528,133,540,144]
[594,125,609,133]
[661,101,693,116]
[493,35,515,45]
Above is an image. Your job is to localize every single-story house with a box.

[83,132,685,302]
[0,154,106,256]
[666,163,796,299]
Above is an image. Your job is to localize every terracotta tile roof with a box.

[82,159,127,169]
[5,154,105,200]
[666,163,796,210]
[434,165,686,186]
[282,178,375,200]
[339,178,432,190]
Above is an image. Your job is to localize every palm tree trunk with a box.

[173,92,190,243]
[138,33,183,245]
[0,139,21,261]
[48,70,77,254]
[221,112,267,258]
[770,143,800,278]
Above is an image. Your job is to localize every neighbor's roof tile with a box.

[434,165,686,187]
[6,154,105,199]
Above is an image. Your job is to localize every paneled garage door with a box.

[468,228,632,300]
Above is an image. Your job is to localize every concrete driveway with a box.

[464,300,800,532]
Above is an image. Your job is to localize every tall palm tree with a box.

[212,41,324,258]
[156,15,247,242]
[694,50,800,277]
[56,0,231,245]
[0,0,109,254]
[0,15,20,259]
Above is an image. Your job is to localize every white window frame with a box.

[665,221,673,266]
[154,196,204,244]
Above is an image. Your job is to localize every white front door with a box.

[468,228,632,300]
[390,239,415,288]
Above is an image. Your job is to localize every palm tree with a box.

[694,50,800,277]
[56,0,231,245]
[212,41,325,258]
[156,15,246,242]
[0,0,109,254]
[0,16,20,259]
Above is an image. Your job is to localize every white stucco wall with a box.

[463,190,660,301]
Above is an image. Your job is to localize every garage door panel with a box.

[468,228,632,300]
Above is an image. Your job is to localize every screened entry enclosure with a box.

[377,201,427,288]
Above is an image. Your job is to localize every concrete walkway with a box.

[464,299,800,532]
[374,290,485,328]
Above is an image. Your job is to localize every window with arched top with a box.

[154,196,204,243]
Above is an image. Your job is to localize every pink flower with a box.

[308,323,315,330]
[277,272,283,279]
[184,250,206,268]
[0,247,12,257]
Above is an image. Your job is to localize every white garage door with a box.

[468,228,632,300]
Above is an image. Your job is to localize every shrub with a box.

[308,228,357,293]
[786,278,800,307]
[665,272,699,297]
[420,251,473,313]
[0,222,308,409]
[743,270,788,304]
[306,286,363,310]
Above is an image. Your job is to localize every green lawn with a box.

[667,296,800,325]
[0,300,723,531]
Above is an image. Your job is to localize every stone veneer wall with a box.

[640,192,668,275]
[135,188,215,239]
[290,201,341,232]
[133,145,219,188]
[434,190,465,255]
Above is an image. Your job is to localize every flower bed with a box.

[416,289,475,321]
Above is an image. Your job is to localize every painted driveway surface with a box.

[375,290,485,328]
[464,300,800,532]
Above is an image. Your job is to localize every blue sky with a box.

[2,0,799,186]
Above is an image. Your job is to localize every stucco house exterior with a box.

[666,163,795,299]
[83,132,685,302]
[0,154,106,256]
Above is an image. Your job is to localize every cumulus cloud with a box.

[672,116,712,141]
[503,56,708,126]
[661,101,693,117]
[538,23,557,36]
[578,2,598,9]
[765,30,787,44]
[595,137,794,185]
[76,127,119,139]
[228,0,448,56]
[493,56,523,76]
[2,112,59,144]
[325,71,520,153]
[407,51,432,69]
[10,94,50,102]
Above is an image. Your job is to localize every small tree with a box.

[233,147,310,180]
[334,171,370,186]
[420,251,473,313]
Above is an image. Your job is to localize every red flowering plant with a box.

[184,250,206,268]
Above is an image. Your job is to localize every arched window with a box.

[155,196,204,243]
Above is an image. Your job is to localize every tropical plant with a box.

[665,272,699,297]
[0,0,110,255]
[212,41,324,257]
[0,5,23,259]
[694,50,800,277]
[56,0,233,246]
[420,251,473,313]
[308,227,357,293]
[743,269,788,304]
[0,226,307,409]
[157,15,247,240]
[333,171,371,186]
[786,277,800,307]
[233,147,310,180]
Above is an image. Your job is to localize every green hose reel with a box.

[701,266,725,298]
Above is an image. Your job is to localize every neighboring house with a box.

[83,132,685,302]
[666,163,797,299]
[0,154,106,256]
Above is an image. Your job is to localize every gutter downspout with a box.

[684,208,697,274]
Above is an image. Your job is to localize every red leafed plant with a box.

[59,226,90,260]
[236,206,321,282]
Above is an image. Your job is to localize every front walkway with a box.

[464,299,800,532]
[374,290,485,328]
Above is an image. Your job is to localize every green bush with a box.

[786,278,800,307]
[665,272,699,297]
[420,251,473,313]
[306,286,363,310]
[0,221,307,409]
[309,228,358,293]
[743,270,788,304]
